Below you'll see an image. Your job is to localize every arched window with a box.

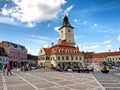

[76,57,78,60]
[71,57,73,60]
[62,56,64,60]
[79,57,81,60]
[66,56,69,60]
[46,56,49,60]
[58,56,60,60]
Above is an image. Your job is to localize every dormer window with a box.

[41,50,42,53]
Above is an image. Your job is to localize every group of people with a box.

[2,64,12,76]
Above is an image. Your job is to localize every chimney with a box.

[76,45,79,51]
[51,42,54,47]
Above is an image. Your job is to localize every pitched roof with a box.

[59,15,73,30]
[43,41,82,55]
[84,51,120,59]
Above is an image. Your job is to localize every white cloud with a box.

[0,16,17,25]
[103,40,111,44]
[47,24,51,27]
[79,44,100,52]
[117,35,120,41]
[26,35,58,44]
[27,35,52,41]
[26,23,35,28]
[26,46,40,55]
[75,35,86,40]
[90,45,99,49]
[81,45,99,49]
[73,19,78,23]
[81,21,88,25]
[93,24,98,27]
[64,5,74,16]
[54,26,60,32]
[25,35,58,55]
[0,0,66,27]
[106,45,111,48]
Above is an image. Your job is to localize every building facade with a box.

[27,54,38,66]
[106,51,120,63]
[83,51,120,64]
[0,47,9,65]
[0,41,28,67]
[38,15,84,68]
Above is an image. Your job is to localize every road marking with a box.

[24,72,75,90]
[2,76,7,90]
[31,71,103,89]
[91,74,106,90]
[15,73,39,90]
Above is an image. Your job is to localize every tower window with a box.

[68,30,70,32]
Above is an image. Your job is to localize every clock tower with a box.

[58,15,75,46]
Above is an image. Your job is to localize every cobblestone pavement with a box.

[0,69,103,90]
[1,69,120,90]
[93,70,120,90]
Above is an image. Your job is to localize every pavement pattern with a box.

[93,71,120,90]
[0,69,120,90]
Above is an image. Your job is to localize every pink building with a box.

[0,41,28,67]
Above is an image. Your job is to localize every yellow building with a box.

[38,15,84,68]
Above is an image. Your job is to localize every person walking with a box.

[2,64,5,76]
[7,65,12,75]
[2,64,7,76]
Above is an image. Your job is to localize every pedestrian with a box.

[2,64,7,76]
[22,65,25,71]
[2,64,5,76]
[4,64,7,69]
[7,64,12,75]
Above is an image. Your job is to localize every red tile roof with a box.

[43,41,82,55]
[84,51,120,59]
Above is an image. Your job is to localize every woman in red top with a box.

[7,65,12,75]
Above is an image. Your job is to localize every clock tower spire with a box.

[58,15,75,46]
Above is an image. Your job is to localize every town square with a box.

[0,69,120,90]
[0,0,120,90]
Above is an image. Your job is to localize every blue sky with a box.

[0,0,120,55]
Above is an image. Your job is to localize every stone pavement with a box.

[93,71,120,90]
[0,69,104,90]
